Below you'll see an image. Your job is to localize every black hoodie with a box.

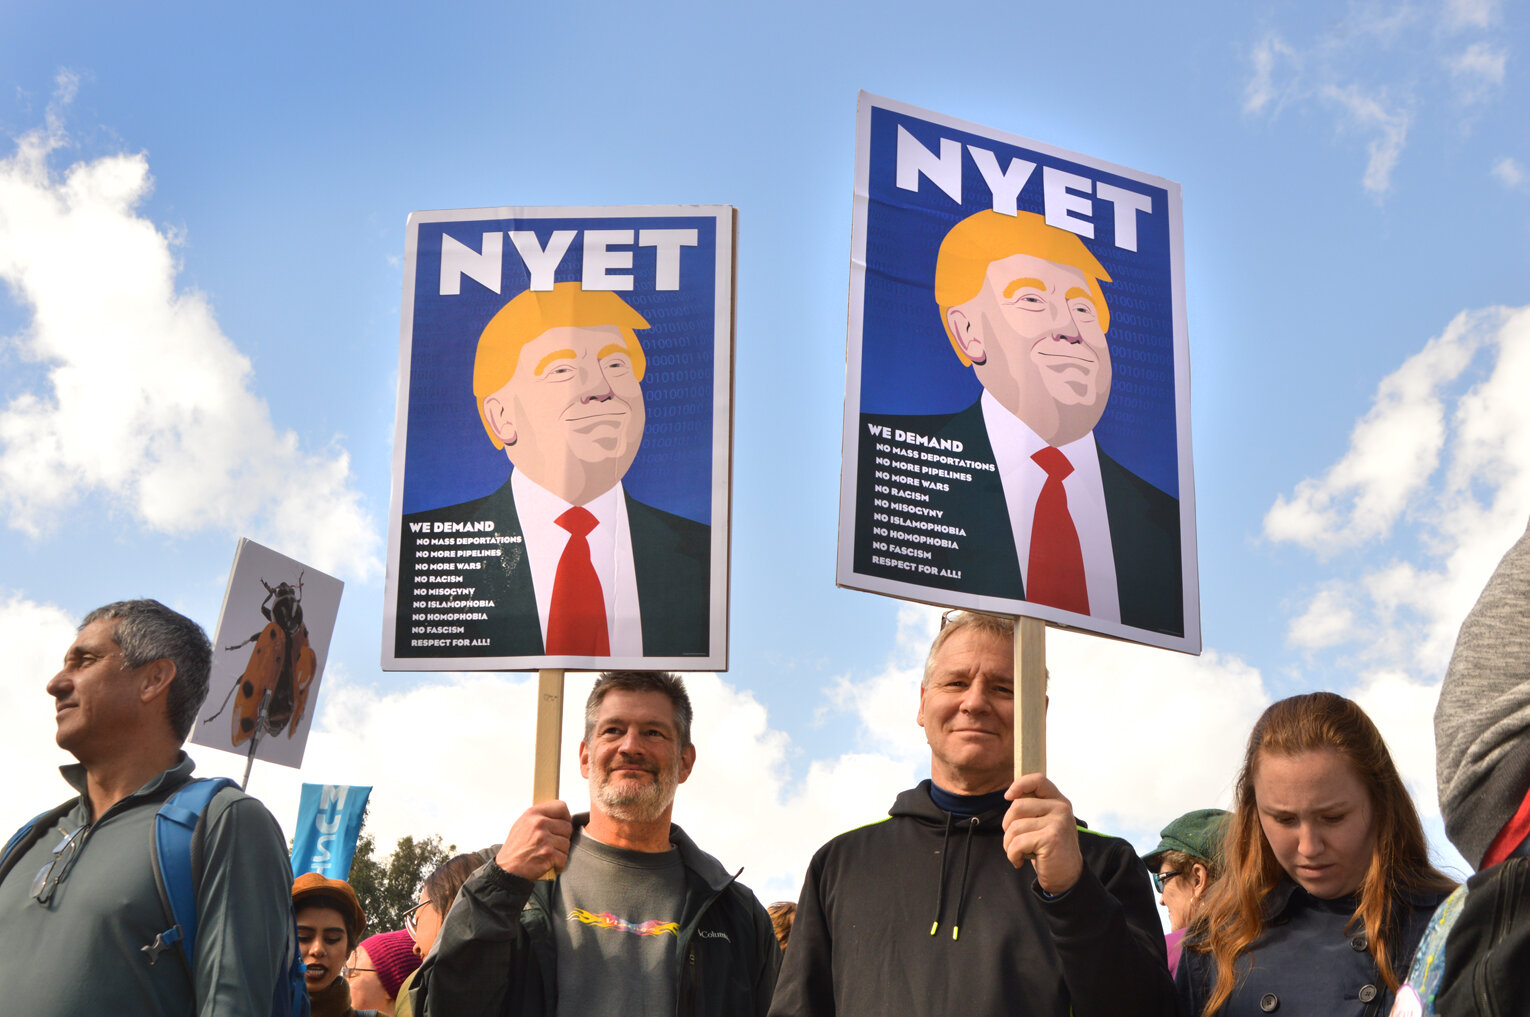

[769,780,1176,1017]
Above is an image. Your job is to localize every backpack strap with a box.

[142,777,240,971]
[0,801,77,887]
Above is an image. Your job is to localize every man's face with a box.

[948,252,1112,446]
[917,626,1015,794]
[481,324,646,504]
[579,689,695,824]
[46,618,143,759]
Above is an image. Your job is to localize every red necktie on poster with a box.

[545,507,610,655]
[1028,447,1090,615]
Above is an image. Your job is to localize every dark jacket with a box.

[1174,879,1447,1017]
[413,817,779,1017]
[768,781,1175,1017]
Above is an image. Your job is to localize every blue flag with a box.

[290,783,372,879]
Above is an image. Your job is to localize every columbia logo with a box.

[697,930,731,941]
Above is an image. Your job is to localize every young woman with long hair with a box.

[1176,692,1456,1017]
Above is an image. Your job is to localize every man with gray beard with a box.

[414,671,779,1017]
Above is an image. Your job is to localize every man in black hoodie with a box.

[769,611,1175,1017]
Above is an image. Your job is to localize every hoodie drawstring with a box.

[930,813,980,940]
[929,811,954,936]
[951,816,978,940]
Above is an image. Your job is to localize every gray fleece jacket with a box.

[0,753,295,1017]
[1436,516,1530,868]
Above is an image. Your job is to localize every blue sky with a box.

[1,0,1526,910]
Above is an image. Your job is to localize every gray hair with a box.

[584,671,693,747]
[922,611,1015,687]
[81,599,212,742]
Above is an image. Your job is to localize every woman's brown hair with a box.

[1188,692,1454,1016]
[423,850,494,919]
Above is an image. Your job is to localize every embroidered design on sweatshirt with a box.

[569,908,680,937]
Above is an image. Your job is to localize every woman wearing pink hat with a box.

[347,929,421,1016]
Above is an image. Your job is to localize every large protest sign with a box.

[192,538,344,769]
[384,205,734,671]
[838,94,1200,654]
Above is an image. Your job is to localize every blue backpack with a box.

[2,777,310,1017]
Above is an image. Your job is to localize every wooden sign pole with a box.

[533,668,565,879]
[1015,617,1046,778]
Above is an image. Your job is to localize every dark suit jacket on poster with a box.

[397,476,710,660]
[855,400,1184,637]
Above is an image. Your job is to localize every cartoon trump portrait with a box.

[861,210,1182,636]
[402,281,710,658]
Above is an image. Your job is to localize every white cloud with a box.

[821,601,938,762]
[1447,42,1507,103]
[1491,156,1526,190]
[1320,84,1412,197]
[1445,0,1499,30]
[1448,42,1507,84]
[1271,305,1530,678]
[1350,668,1446,816]
[0,593,80,801]
[1244,6,1508,197]
[0,77,379,580]
[1325,5,1420,48]
[1287,585,1360,649]
[1245,34,1298,116]
[1045,633,1269,841]
[1265,310,1484,552]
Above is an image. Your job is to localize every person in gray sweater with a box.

[1391,517,1530,1016]
[1435,516,1530,868]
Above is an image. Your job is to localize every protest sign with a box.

[838,94,1200,655]
[193,538,344,771]
[290,783,372,879]
[383,205,735,672]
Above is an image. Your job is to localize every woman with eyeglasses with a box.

[1176,693,1456,1017]
[292,872,379,1017]
[346,929,420,1016]
[393,848,498,1017]
[1142,808,1229,976]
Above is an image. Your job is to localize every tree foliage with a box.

[347,815,454,936]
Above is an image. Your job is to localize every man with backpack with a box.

[0,599,301,1016]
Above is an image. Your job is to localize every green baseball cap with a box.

[1143,808,1231,871]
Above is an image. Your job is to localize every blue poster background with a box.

[401,214,719,521]
[860,106,1179,498]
